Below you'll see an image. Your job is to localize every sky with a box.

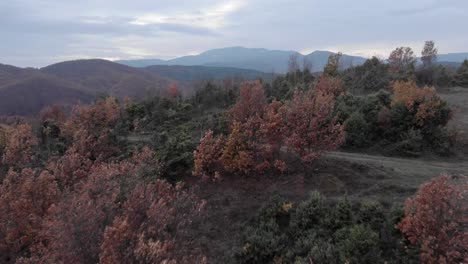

[1,0,467,67]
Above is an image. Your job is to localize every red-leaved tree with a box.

[284,86,345,171]
[1,123,38,169]
[229,80,266,123]
[193,130,225,180]
[0,169,60,263]
[99,181,206,264]
[397,174,468,264]
[21,148,159,264]
[63,97,121,161]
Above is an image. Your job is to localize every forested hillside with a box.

[1,41,467,264]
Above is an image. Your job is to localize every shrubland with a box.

[0,40,467,263]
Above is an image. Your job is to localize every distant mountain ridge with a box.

[117,47,368,73]
[117,47,468,73]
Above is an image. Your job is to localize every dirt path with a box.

[326,151,468,175]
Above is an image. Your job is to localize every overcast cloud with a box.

[1,0,467,67]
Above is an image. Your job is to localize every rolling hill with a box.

[0,59,272,116]
[117,47,368,73]
[41,59,173,99]
[0,75,93,116]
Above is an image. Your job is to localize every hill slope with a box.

[0,75,93,116]
[144,65,273,82]
[41,59,173,98]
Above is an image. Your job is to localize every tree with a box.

[0,125,12,158]
[229,81,266,123]
[283,87,345,171]
[288,53,300,74]
[324,52,342,77]
[193,130,224,180]
[397,174,467,264]
[63,97,121,161]
[392,81,452,127]
[168,83,181,99]
[388,47,416,80]
[454,59,468,87]
[259,100,287,172]
[23,148,159,264]
[342,57,390,93]
[303,57,313,73]
[39,105,66,156]
[1,123,38,169]
[421,40,437,69]
[99,181,206,264]
[220,121,258,175]
[0,169,60,263]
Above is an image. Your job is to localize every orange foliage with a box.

[397,174,468,264]
[220,121,257,174]
[193,79,344,178]
[0,169,60,262]
[168,83,181,99]
[1,123,38,168]
[392,81,449,125]
[63,97,121,161]
[314,75,345,98]
[229,81,266,123]
[99,181,206,264]
[39,105,66,125]
[284,88,344,166]
[193,130,224,180]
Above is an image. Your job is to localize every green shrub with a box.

[236,193,416,264]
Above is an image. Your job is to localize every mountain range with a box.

[118,47,468,73]
[117,47,368,73]
[1,47,467,116]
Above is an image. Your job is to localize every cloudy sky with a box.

[1,0,467,67]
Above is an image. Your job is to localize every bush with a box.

[236,193,416,264]
[344,112,370,148]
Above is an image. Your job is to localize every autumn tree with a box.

[220,121,258,175]
[0,125,12,158]
[99,181,206,264]
[283,83,345,171]
[193,130,225,180]
[229,81,266,123]
[392,80,452,127]
[168,83,181,99]
[1,123,38,169]
[63,97,121,161]
[43,98,124,189]
[258,100,287,172]
[23,148,159,264]
[397,174,468,264]
[388,46,416,80]
[0,169,60,263]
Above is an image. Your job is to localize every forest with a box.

[0,41,467,264]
